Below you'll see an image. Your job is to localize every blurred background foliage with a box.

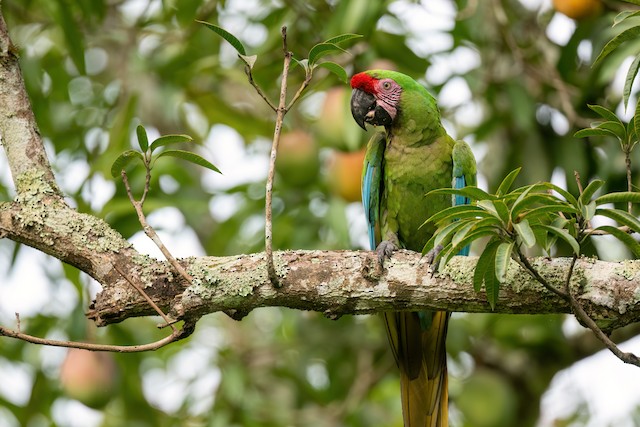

[1,0,640,426]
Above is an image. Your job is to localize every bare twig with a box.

[140,153,152,205]
[264,26,293,288]
[113,263,177,331]
[121,170,194,286]
[518,249,640,367]
[625,146,633,214]
[574,170,584,195]
[286,68,313,111]
[563,255,640,367]
[246,67,278,112]
[585,225,631,236]
[515,249,567,299]
[0,319,195,353]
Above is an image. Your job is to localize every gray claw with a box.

[376,240,398,268]
[425,244,444,275]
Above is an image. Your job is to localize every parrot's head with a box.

[350,70,402,130]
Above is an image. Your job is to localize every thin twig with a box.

[113,263,177,331]
[264,26,292,288]
[574,170,593,230]
[574,170,584,194]
[140,153,152,205]
[585,225,631,236]
[563,255,640,367]
[246,67,277,112]
[625,147,633,214]
[121,170,194,286]
[519,249,640,367]
[286,69,313,111]
[0,320,194,353]
[515,249,567,298]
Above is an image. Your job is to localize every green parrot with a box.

[350,70,476,427]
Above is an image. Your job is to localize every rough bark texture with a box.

[1,6,640,333]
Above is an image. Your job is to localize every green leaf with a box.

[308,43,346,65]
[156,149,221,173]
[238,54,258,69]
[496,168,521,196]
[433,220,468,251]
[635,97,640,143]
[111,150,144,178]
[473,239,500,292]
[322,33,363,45]
[624,54,640,109]
[493,200,510,223]
[597,121,627,139]
[595,191,640,205]
[136,125,149,152]
[150,134,193,152]
[574,127,619,139]
[594,26,640,67]
[579,179,605,205]
[594,225,640,257]
[512,193,565,219]
[514,220,536,248]
[478,200,509,223]
[614,10,640,26]
[426,205,492,226]
[314,61,348,83]
[197,21,246,55]
[449,227,500,255]
[520,204,580,221]
[627,117,637,141]
[427,186,495,201]
[495,242,514,283]
[483,239,503,310]
[54,0,86,74]
[581,201,597,221]
[540,182,579,206]
[587,104,622,124]
[451,221,476,249]
[539,225,580,254]
[595,208,640,233]
[620,0,640,6]
[291,57,309,72]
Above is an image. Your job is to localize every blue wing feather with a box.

[454,175,471,256]
[452,139,476,257]
[362,163,377,250]
[361,133,386,251]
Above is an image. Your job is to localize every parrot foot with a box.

[375,240,398,268]
[424,244,444,276]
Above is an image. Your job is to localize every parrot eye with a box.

[381,81,392,91]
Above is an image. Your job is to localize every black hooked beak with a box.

[350,88,376,130]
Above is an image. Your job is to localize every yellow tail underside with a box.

[383,310,450,427]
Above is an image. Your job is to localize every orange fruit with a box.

[553,0,602,20]
[60,349,118,408]
[326,148,367,202]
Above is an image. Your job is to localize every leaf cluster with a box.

[110,125,220,179]
[574,104,639,154]
[198,21,361,83]
[423,169,640,308]
[595,0,640,112]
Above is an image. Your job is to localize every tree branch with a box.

[0,9,59,194]
[1,183,640,330]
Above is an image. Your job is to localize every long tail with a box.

[383,311,449,427]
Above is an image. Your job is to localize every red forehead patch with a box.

[350,72,378,94]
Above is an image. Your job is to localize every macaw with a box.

[350,70,476,427]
